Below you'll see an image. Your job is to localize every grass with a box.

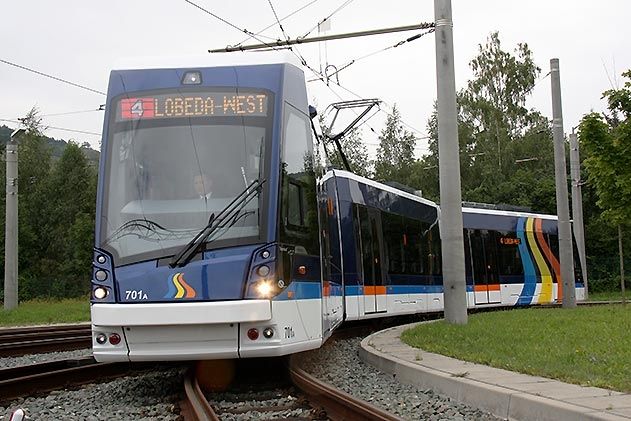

[0,298,90,326]
[587,290,631,302]
[401,305,631,392]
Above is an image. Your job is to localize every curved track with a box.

[181,370,220,421]
[0,324,91,357]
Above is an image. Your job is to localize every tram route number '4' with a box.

[125,290,148,300]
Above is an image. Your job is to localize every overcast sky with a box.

[1,0,629,157]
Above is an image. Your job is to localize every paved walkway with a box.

[359,322,631,421]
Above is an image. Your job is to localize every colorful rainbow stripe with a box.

[164,272,196,299]
[516,217,561,305]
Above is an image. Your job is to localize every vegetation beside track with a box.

[586,290,631,302]
[401,305,631,392]
[0,298,89,326]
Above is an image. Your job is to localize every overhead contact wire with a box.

[0,58,106,96]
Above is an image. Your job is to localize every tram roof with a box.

[322,170,439,208]
[462,206,557,221]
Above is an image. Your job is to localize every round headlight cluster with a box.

[95,270,108,282]
[93,287,108,299]
[257,265,270,277]
[96,255,107,264]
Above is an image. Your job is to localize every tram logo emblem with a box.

[164,272,197,299]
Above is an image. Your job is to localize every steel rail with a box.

[289,354,404,421]
[0,357,153,405]
[0,324,91,357]
[181,369,220,421]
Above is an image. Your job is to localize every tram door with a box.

[359,207,387,314]
[468,229,501,304]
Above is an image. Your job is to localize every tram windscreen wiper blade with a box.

[168,178,265,268]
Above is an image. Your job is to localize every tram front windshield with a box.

[100,90,272,265]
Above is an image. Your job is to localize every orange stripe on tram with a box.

[364,286,387,295]
[534,218,562,301]
[474,284,499,292]
[177,274,197,298]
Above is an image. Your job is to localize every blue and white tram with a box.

[324,169,585,318]
[90,53,584,362]
[91,53,326,361]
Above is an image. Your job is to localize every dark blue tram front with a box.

[91,54,332,362]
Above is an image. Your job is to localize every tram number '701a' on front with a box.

[125,290,148,300]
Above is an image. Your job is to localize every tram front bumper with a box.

[91,300,271,362]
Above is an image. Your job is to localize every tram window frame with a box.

[279,102,318,254]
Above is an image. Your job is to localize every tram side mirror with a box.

[308,105,317,120]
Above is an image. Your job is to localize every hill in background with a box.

[0,124,99,164]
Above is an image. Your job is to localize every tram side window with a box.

[496,230,523,281]
[427,225,442,277]
[280,103,318,254]
[404,218,424,276]
[382,212,404,274]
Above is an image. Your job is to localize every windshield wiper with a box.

[169,178,266,268]
[104,218,168,244]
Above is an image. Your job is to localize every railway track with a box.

[0,324,92,357]
[0,356,156,406]
[182,349,403,421]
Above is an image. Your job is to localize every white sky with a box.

[1,0,629,157]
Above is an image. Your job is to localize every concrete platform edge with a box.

[359,322,629,421]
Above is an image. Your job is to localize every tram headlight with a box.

[94,269,108,282]
[95,333,107,344]
[93,287,108,299]
[263,327,274,339]
[257,265,270,277]
[255,280,274,298]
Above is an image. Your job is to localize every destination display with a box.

[116,91,269,121]
[499,237,521,245]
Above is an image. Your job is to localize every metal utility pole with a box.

[435,0,467,324]
[4,128,23,310]
[550,59,576,308]
[569,131,588,299]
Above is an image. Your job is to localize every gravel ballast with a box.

[301,336,502,421]
[1,336,501,420]
[1,366,185,421]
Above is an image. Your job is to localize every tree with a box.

[374,105,416,184]
[42,142,97,297]
[420,32,553,212]
[15,108,54,298]
[579,69,631,302]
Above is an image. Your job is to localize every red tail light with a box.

[247,328,259,340]
[109,333,121,345]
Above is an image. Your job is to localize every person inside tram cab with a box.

[193,172,213,200]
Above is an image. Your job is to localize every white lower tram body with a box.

[91,298,322,362]
[344,285,587,321]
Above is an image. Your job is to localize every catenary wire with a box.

[266,0,290,41]
[41,106,105,117]
[0,58,106,96]
[301,0,355,39]
[0,118,101,136]
[186,0,291,51]
[308,28,434,83]
[233,0,320,47]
